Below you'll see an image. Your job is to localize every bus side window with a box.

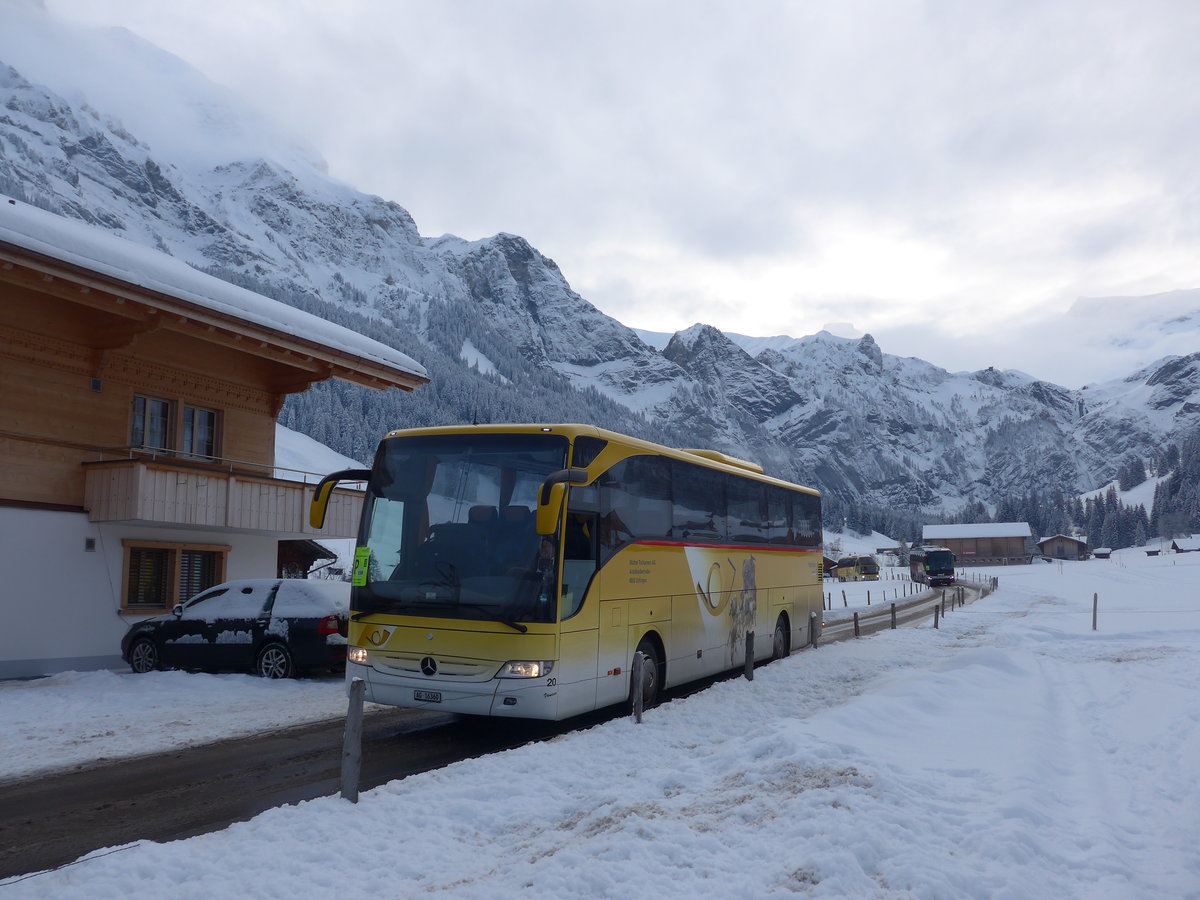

[562,511,597,619]
[565,512,596,561]
[596,457,670,560]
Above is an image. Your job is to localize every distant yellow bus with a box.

[310,424,823,720]
[835,555,880,582]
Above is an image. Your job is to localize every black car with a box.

[121,578,349,678]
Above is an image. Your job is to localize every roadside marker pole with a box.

[341,677,365,803]
[632,651,645,723]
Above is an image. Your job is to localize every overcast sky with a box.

[37,0,1200,385]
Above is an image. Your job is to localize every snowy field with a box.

[4,549,1200,897]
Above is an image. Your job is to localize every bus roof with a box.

[378,423,820,497]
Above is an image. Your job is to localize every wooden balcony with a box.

[82,453,362,539]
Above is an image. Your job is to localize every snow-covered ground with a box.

[4,549,1199,897]
[0,670,358,783]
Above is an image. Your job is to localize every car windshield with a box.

[355,433,569,625]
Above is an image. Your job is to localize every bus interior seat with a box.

[469,505,498,525]
[415,514,493,578]
[501,505,531,526]
[492,506,535,570]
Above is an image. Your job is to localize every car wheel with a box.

[129,637,160,674]
[255,642,295,679]
[772,615,790,661]
[629,638,661,711]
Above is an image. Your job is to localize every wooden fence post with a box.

[341,677,365,803]
[744,631,755,681]
[842,590,847,608]
[891,602,897,629]
[810,611,820,648]
[853,611,860,637]
[933,605,940,629]
[1092,593,1098,631]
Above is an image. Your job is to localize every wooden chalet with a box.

[0,199,428,678]
[922,522,1033,566]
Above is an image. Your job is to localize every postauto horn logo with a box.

[364,626,393,647]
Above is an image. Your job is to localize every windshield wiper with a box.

[454,603,528,633]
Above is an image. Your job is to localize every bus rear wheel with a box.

[630,639,661,711]
[772,616,790,661]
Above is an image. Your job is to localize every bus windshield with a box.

[356,433,569,625]
[925,550,954,572]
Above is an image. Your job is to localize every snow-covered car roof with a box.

[271,580,349,617]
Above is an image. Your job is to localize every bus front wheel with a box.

[630,639,661,710]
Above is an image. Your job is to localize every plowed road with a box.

[0,583,981,881]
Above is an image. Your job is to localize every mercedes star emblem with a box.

[420,656,438,677]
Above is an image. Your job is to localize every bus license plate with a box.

[414,689,442,703]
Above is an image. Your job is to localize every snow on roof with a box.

[1172,536,1200,551]
[1038,534,1087,545]
[924,522,1032,539]
[0,198,426,382]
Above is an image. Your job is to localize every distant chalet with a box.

[1037,534,1089,562]
[922,522,1033,566]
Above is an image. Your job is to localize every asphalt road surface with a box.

[0,705,581,881]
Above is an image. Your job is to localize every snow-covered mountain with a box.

[2,4,1198,514]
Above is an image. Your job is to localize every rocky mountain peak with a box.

[2,36,1197,514]
[855,333,883,375]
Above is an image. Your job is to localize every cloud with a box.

[39,0,1200,383]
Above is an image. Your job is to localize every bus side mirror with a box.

[536,482,566,536]
[309,468,371,529]
[536,468,588,536]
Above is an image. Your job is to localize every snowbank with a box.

[3,549,1199,897]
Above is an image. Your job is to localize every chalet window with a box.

[178,548,218,599]
[131,396,221,459]
[126,546,171,610]
[122,540,229,612]
[182,405,219,458]
[132,395,173,450]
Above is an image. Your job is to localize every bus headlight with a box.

[347,647,368,665]
[497,660,554,678]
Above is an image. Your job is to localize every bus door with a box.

[557,489,600,714]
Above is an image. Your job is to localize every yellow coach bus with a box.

[309,424,822,720]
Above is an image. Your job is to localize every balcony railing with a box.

[82,449,364,539]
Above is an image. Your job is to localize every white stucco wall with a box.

[0,507,280,678]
